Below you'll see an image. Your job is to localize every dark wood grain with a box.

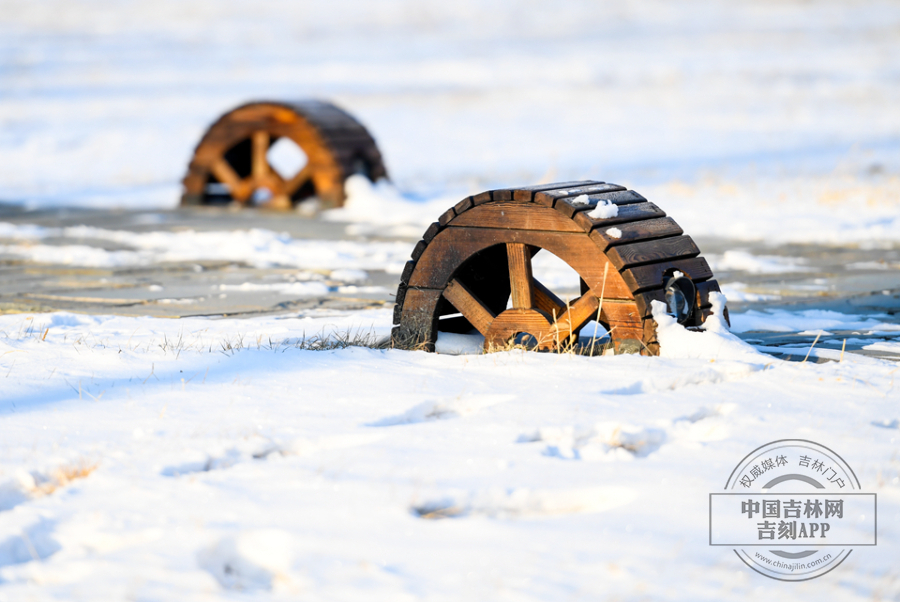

[506,243,534,309]
[423,222,441,243]
[534,183,622,207]
[573,202,666,232]
[621,257,713,293]
[448,203,583,232]
[411,240,428,262]
[443,279,495,336]
[453,196,474,214]
[605,235,700,270]
[554,190,647,218]
[589,217,684,251]
[511,180,600,202]
[438,207,456,227]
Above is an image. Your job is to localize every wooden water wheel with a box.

[391,180,726,355]
[181,100,387,209]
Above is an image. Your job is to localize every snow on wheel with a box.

[181,100,387,210]
[391,180,726,354]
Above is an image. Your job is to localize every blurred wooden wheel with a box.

[181,100,387,209]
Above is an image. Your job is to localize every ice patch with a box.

[0,222,414,271]
[863,341,900,353]
[719,282,781,302]
[846,261,898,270]
[729,308,900,334]
[706,250,811,274]
[217,282,331,296]
[198,530,296,592]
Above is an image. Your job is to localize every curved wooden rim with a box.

[181,100,387,209]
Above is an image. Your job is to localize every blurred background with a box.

[1,0,898,218]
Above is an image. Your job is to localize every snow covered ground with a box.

[1,0,900,599]
[1,305,898,600]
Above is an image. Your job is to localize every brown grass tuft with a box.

[32,460,98,496]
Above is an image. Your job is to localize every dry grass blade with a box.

[802,330,823,364]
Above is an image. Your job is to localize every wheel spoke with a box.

[283,164,313,196]
[532,277,565,317]
[443,279,495,336]
[251,130,271,181]
[210,158,251,202]
[551,293,599,339]
[506,243,533,309]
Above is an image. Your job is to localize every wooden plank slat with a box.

[447,203,582,232]
[438,207,456,227]
[423,222,441,243]
[453,196,474,215]
[605,235,700,270]
[621,257,713,293]
[554,190,645,218]
[395,283,407,311]
[471,191,493,206]
[534,183,623,208]
[411,240,428,262]
[589,217,684,251]
[400,261,415,285]
[506,243,533,309]
[442,279,495,336]
[573,202,666,232]
[511,180,599,202]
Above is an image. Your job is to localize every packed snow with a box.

[586,201,619,220]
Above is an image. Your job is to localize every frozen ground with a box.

[1,0,900,600]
